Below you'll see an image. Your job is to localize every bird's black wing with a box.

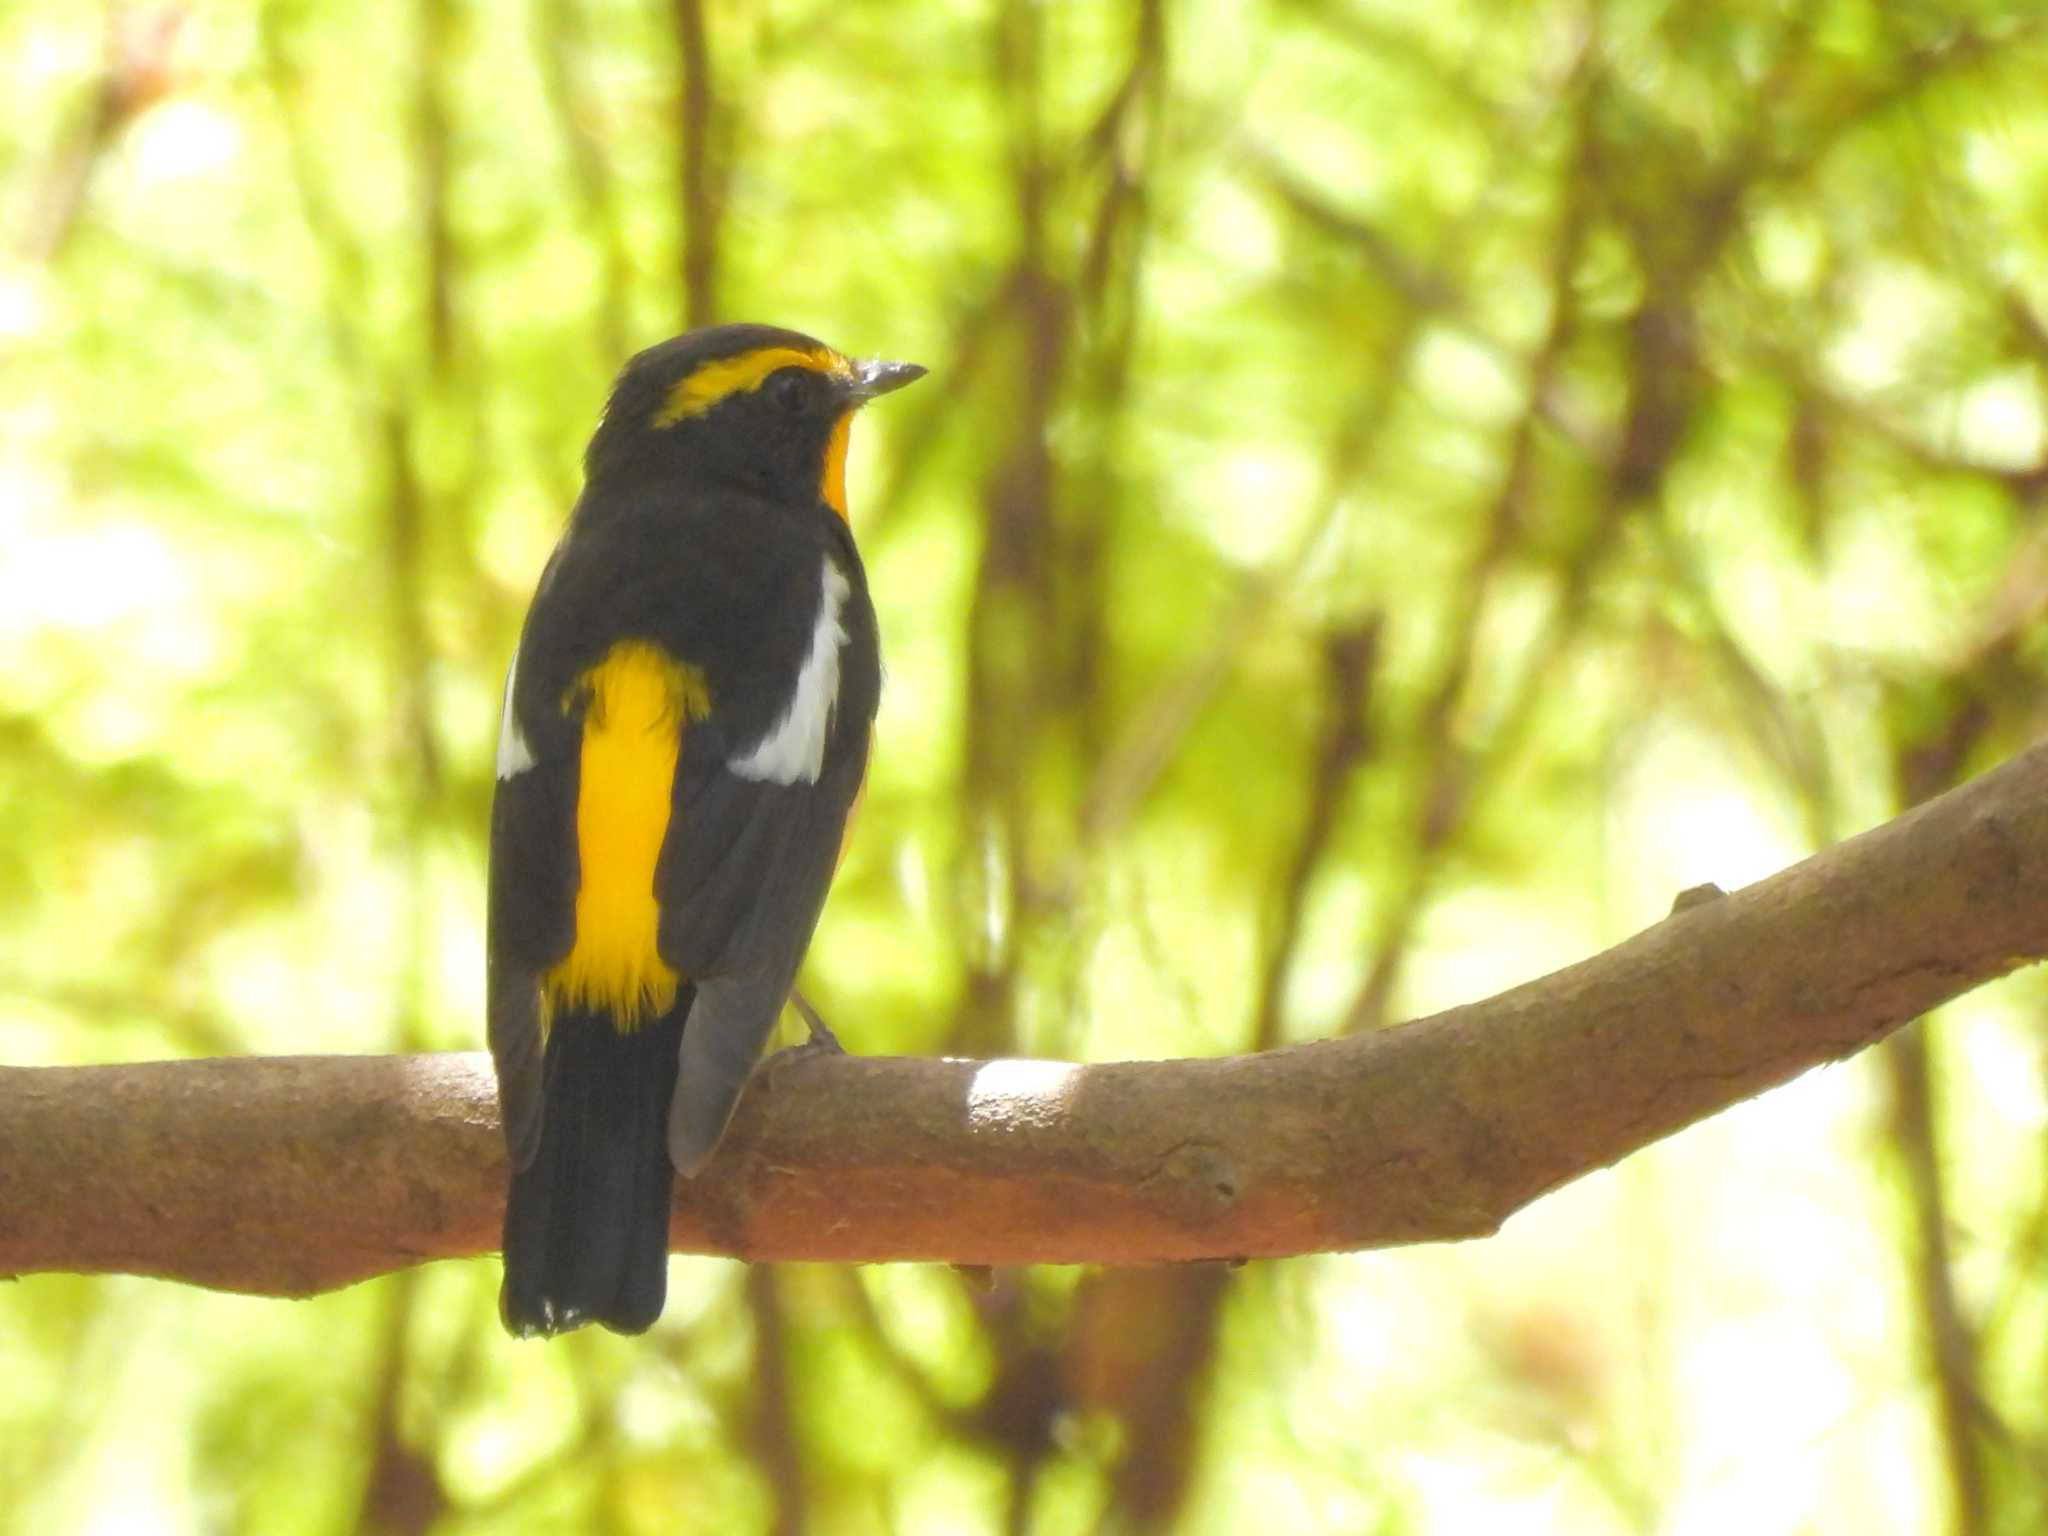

[485,627,581,1173]
[654,680,873,1174]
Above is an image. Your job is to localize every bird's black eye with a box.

[770,369,812,415]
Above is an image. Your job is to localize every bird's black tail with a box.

[500,999,686,1337]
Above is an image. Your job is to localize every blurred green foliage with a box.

[5,0,2048,1531]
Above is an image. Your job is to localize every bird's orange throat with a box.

[821,411,853,520]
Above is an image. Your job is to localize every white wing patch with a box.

[732,561,848,785]
[496,645,536,780]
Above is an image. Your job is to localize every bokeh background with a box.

[6,0,2048,1531]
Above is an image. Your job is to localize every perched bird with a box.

[487,324,923,1337]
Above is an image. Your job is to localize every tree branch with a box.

[7,739,2048,1298]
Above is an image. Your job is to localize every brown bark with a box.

[6,738,2048,1298]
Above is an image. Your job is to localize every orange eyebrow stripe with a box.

[653,345,852,426]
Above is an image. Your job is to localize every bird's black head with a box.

[582,323,925,518]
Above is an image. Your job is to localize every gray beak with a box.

[848,358,927,403]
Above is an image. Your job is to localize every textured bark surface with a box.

[6,738,2048,1298]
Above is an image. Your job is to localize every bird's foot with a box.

[776,988,845,1061]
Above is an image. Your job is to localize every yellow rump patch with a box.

[653,344,852,427]
[542,641,710,1031]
